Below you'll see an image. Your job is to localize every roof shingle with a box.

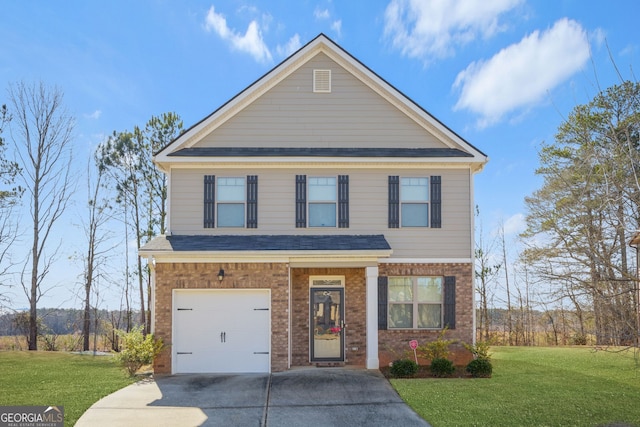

[141,234,391,252]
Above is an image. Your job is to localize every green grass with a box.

[0,351,136,426]
[392,346,640,427]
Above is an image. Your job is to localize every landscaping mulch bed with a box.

[380,364,473,379]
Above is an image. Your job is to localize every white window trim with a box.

[216,176,246,228]
[308,176,337,228]
[309,275,345,288]
[388,276,443,330]
[400,176,430,228]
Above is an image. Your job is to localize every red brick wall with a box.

[153,262,289,374]
[291,268,366,367]
[377,263,474,366]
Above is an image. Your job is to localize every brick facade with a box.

[152,261,473,374]
[377,263,474,366]
[290,268,366,367]
[153,262,289,374]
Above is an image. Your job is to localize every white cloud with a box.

[204,5,272,64]
[502,213,526,236]
[383,0,522,64]
[84,110,102,120]
[314,8,330,20]
[453,18,590,128]
[276,34,302,58]
[331,20,342,37]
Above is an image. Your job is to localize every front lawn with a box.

[392,346,640,426]
[0,351,136,426]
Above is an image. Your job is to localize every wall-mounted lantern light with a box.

[217,269,225,283]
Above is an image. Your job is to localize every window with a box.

[204,175,258,228]
[308,177,337,227]
[401,177,428,227]
[388,175,441,228]
[217,177,245,227]
[388,276,443,329]
[296,175,348,228]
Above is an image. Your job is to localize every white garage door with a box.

[173,289,271,374]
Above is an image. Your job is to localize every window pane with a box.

[401,203,428,227]
[389,304,413,328]
[309,203,336,227]
[417,277,443,302]
[218,177,245,201]
[401,177,428,201]
[389,277,413,302]
[217,203,245,227]
[309,177,336,201]
[418,304,442,328]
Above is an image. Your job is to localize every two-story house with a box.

[140,34,488,375]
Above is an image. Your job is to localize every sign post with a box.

[409,340,418,364]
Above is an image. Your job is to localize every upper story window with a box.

[388,175,441,228]
[217,177,245,227]
[296,175,349,228]
[388,276,443,329]
[401,177,429,227]
[308,177,336,227]
[204,175,258,229]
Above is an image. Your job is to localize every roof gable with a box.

[156,34,487,169]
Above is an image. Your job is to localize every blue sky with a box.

[1,0,639,309]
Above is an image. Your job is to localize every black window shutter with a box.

[204,175,215,228]
[431,176,441,228]
[378,276,388,330]
[246,175,258,228]
[443,276,456,329]
[338,175,349,228]
[388,176,399,228]
[295,175,307,228]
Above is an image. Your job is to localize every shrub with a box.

[417,328,455,361]
[466,358,493,378]
[390,359,419,378]
[430,357,455,377]
[463,341,492,361]
[115,326,163,376]
[572,334,588,345]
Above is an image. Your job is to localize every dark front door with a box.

[310,288,344,362]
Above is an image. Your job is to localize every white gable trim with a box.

[156,34,487,166]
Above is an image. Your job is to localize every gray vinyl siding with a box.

[169,168,472,258]
[195,53,447,150]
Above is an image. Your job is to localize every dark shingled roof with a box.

[141,234,391,252]
[168,147,473,158]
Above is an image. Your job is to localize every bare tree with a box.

[474,206,501,341]
[0,104,23,306]
[80,155,112,351]
[498,221,514,345]
[9,82,74,350]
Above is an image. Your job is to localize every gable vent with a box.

[313,69,331,93]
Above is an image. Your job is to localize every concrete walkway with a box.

[76,368,430,426]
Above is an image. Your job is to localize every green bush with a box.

[115,326,163,376]
[466,358,493,378]
[390,359,419,378]
[430,357,455,377]
[463,341,492,361]
[417,328,455,361]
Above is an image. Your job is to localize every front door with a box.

[310,288,344,362]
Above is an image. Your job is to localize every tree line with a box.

[476,80,640,348]
[0,81,181,351]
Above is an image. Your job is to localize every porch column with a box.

[366,266,379,369]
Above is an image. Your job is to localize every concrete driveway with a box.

[76,368,430,427]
